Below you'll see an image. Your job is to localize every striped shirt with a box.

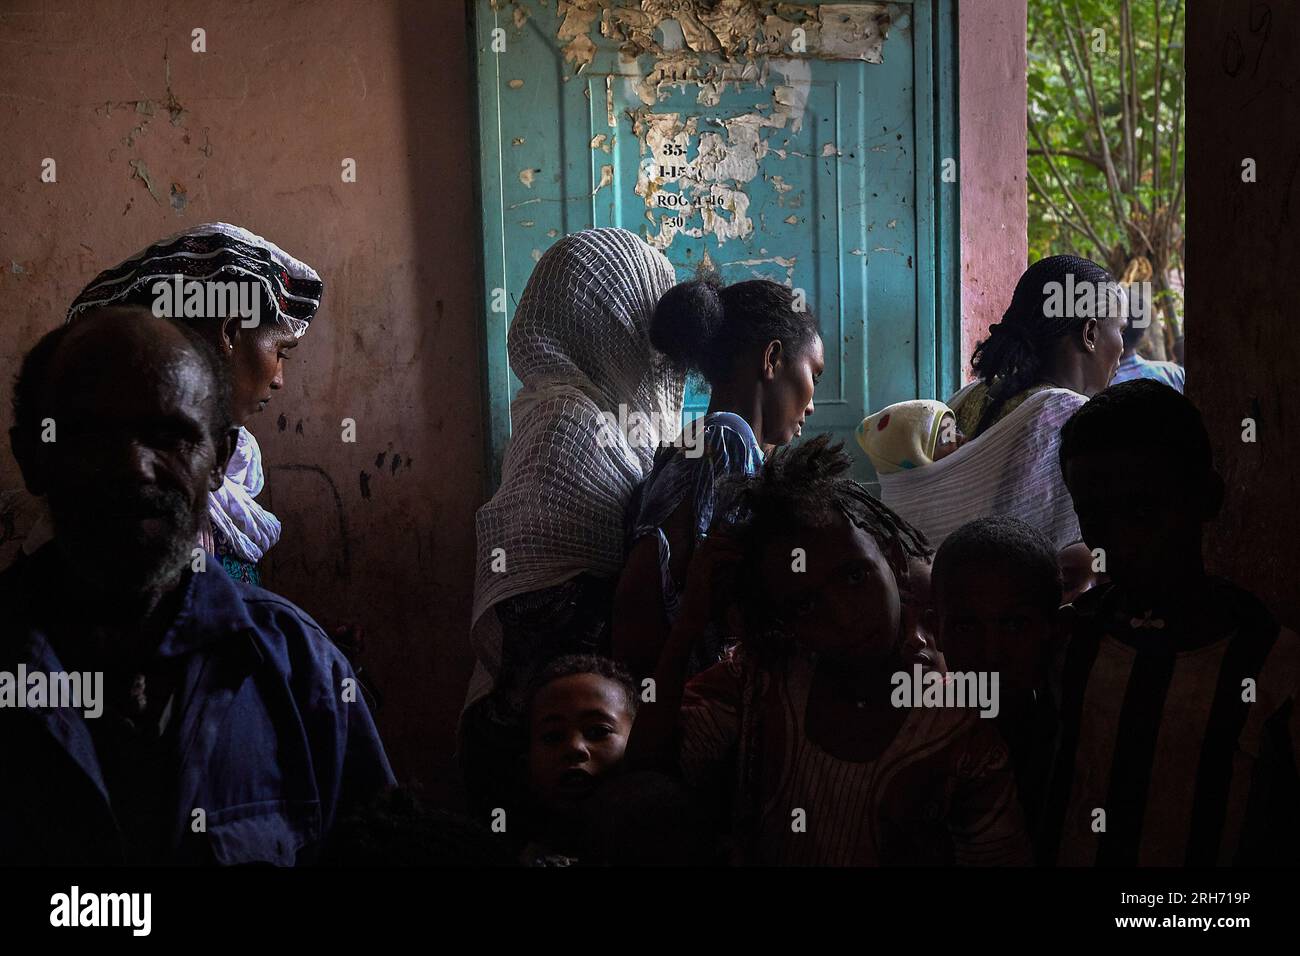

[1041,580,1300,865]
[679,652,1031,865]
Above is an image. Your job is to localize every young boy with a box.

[521,654,637,863]
[1046,379,1299,865]
[928,516,1063,835]
[856,399,965,475]
[628,435,1031,865]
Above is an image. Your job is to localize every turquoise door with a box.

[474,0,958,487]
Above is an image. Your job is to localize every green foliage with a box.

[1027,0,1185,344]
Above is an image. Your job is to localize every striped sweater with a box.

[1041,580,1300,866]
[679,652,1031,865]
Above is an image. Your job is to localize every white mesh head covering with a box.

[467,228,684,702]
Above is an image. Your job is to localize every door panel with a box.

[474,0,958,486]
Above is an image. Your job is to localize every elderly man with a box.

[0,305,393,864]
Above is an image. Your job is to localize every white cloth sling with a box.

[877,386,1087,551]
[466,228,684,707]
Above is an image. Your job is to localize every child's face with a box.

[527,674,633,816]
[1064,448,1210,598]
[760,517,902,668]
[930,561,1056,693]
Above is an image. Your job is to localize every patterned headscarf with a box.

[67,222,322,338]
[857,399,954,475]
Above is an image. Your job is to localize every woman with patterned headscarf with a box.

[56,222,323,585]
[462,228,684,816]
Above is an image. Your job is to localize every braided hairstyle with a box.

[717,434,931,860]
[650,268,819,386]
[723,433,931,658]
[970,255,1119,437]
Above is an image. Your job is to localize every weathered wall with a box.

[0,0,484,801]
[1187,2,1299,629]
[958,0,1028,376]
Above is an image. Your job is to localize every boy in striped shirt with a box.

[1044,380,1299,865]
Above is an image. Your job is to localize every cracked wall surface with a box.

[0,0,485,805]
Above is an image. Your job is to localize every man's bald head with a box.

[13,305,233,444]
[10,304,238,598]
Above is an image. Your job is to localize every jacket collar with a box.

[5,542,259,663]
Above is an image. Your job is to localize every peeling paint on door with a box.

[541,1,891,255]
[478,0,955,480]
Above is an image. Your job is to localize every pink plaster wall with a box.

[0,0,484,802]
[958,0,1028,380]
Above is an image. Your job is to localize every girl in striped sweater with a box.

[626,434,1032,865]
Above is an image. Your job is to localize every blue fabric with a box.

[627,412,763,671]
[632,411,764,549]
[0,545,394,865]
[212,521,261,586]
[1111,352,1185,392]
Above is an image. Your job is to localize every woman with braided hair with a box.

[626,435,1031,865]
[955,255,1124,438]
[875,255,1124,551]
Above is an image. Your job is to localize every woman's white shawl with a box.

[877,386,1087,551]
[466,229,684,707]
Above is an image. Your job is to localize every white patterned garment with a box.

[207,426,281,564]
[877,386,1087,551]
[466,228,684,706]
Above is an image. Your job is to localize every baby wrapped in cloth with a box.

[856,400,964,475]
[861,387,1086,551]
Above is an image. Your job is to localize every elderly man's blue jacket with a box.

[0,545,395,865]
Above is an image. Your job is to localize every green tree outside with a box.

[1028,0,1185,359]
